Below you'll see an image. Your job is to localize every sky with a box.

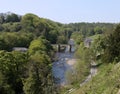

[0,0,120,23]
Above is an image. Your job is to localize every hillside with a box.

[71,24,120,94]
[0,12,120,94]
[72,62,120,94]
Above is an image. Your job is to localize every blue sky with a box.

[0,0,120,23]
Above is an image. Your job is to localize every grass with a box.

[71,62,120,94]
[89,34,102,40]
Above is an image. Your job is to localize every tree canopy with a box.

[103,24,120,63]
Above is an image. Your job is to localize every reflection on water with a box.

[52,39,75,85]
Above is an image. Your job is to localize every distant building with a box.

[84,38,92,48]
[13,47,28,52]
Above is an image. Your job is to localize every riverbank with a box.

[80,61,97,87]
[63,60,97,94]
[66,59,77,66]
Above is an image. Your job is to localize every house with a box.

[13,47,28,52]
[84,38,92,48]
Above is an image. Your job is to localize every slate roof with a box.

[13,47,28,52]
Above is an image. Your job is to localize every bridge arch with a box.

[53,44,72,52]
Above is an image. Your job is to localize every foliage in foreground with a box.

[0,38,56,94]
[72,24,120,94]
[103,24,120,63]
[72,62,120,94]
[0,51,28,94]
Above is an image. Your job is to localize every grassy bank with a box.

[72,62,120,94]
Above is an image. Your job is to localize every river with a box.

[52,39,75,86]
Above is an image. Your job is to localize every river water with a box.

[52,39,75,86]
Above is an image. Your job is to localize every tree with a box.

[28,37,53,56]
[24,36,55,94]
[103,24,120,63]
[0,32,34,51]
[5,13,20,22]
[71,32,83,45]
[57,35,67,44]
[21,13,40,32]
[0,51,28,94]
[48,30,58,44]
[10,22,22,32]
[0,15,5,24]
[90,36,106,61]
[94,26,103,34]
[23,53,53,94]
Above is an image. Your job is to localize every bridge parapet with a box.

[52,44,72,52]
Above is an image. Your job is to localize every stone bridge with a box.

[52,44,72,52]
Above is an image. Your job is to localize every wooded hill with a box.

[0,12,116,51]
[0,12,119,94]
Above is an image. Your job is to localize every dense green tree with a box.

[103,24,120,63]
[90,36,106,61]
[0,51,28,94]
[68,22,115,37]
[94,26,103,34]
[71,32,83,45]
[57,36,67,44]
[48,30,58,44]
[21,13,53,39]
[0,24,3,31]
[23,53,53,94]
[10,22,22,32]
[17,32,34,47]
[0,32,34,51]
[2,23,12,32]
[21,13,39,32]
[87,28,95,36]
[24,37,54,94]
[1,22,21,32]
[28,37,53,56]
[0,15,5,24]
[5,13,20,23]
